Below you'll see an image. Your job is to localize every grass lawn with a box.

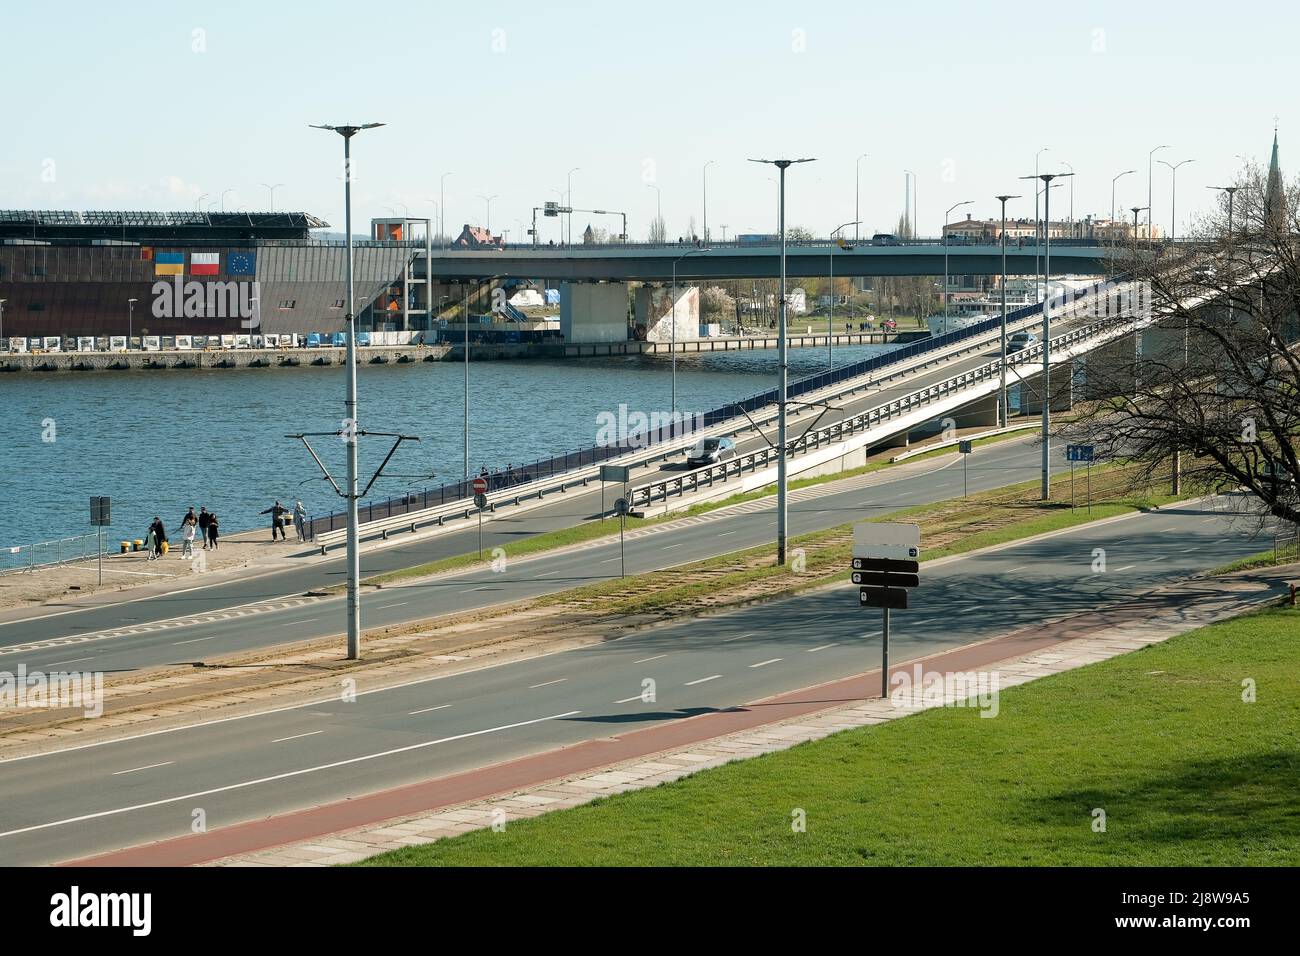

[357,603,1300,866]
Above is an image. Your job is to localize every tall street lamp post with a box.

[994,194,1021,427]
[1034,147,1049,295]
[702,160,715,243]
[854,153,868,242]
[260,182,284,213]
[567,167,580,245]
[750,157,816,566]
[440,172,452,248]
[310,121,385,660]
[1148,145,1170,238]
[477,194,499,233]
[829,220,859,368]
[1111,169,1135,225]
[1158,158,1195,239]
[1207,184,1239,238]
[1022,169,1073,501]
[943,200,973,320]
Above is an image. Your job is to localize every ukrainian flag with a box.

[155,252,185,276]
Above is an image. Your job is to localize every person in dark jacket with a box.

[260,501,290,540]
[198,507,211,548]
[207,513,220,550]
[148,517,168,559]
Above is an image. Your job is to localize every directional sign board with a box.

[853,521,920,562]
[958,440,973,454]
[853,557,919,573]
[600,464,631,483]
[1066,444,1095,463]
[860,587,908,609]
[853,570,920,588]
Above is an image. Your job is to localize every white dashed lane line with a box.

[806,643,838,653]
[684,675,722,686]
[633,654,666,664]
[408,704,452,716]
[271,731,324,744]
[614,693,646,704]
[112,762,173,776]
[528,678,568,689]
[749,658,782,668]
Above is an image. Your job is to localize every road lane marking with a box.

[749,658,782,668]
[46,657,94,666]
[0,711,582,840]
[375,602,408,609]
[172,635,220,645]
[684,675,721,686]
[718,530,738,536]
[528,678,568,689]
[720,634,750,643]
[280,617,320,627]
[614,694,646,704]
[806,643,838,653]
[1180,546,1201,553]
[1113,565,1136,572]
[112,762,173,776]
[633,654,666,664]
[662,543,684,550]
[271,731,324,744]
[1005,565,1027,573]
[408,704,452,716]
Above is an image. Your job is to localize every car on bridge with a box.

[687,436,737,467]
[1008,330,1038,351]
[871,233,901,246]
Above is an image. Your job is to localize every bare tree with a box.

[1060,160,1300,528]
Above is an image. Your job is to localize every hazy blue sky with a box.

[2,0,1292,239]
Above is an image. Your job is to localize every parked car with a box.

[1260,460,1296,498]
[686,436,737,467]
[1008,330,1038,351]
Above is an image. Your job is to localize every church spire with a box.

[1265,126,1285,228]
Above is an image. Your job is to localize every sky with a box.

[1,0,1293,240]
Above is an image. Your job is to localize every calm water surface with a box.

[0,344,896,547]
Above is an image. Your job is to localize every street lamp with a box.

[1157,158,1195,239]
[195,193,208,213]
[702,160,715,244]
[994,195,1021,427]
[1062,162,1075,236]
[855,154,868,241]
[943,200,973,320]
[567,167,580,245]
[670,248,710,413]
[1034,147,1050,296]
[1148,145,1171,237]
[220,188,235,213]
[749,157,816,566]
[1206,184,1237,239]
[260,182,284,213]
[476,193,499,232]
[829,220,859,368]
[1111,170,1135,225]
[1021,169,1073,501]
[310,120,386,660]
[440,172,453,248]
[1130,205,1148,254]
[903,170,914,237]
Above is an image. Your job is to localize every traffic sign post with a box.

[958,439,973,497]
[90,496,110,585]
[473,490,488,559]
[1066,445,1095,513]
[599,464,630,522]
[614,496,629,577]
[853,522,921,698]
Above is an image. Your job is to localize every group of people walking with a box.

[145,507,218,561]
[142,499,308,561]
[477,464,529,491]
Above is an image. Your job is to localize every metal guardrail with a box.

[0,531,108,575]
[306,277,1124,538]
[630,313,1141,508]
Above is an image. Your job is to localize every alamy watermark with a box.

[151,277,261,329]
[889,664,1000,717]
[1,665,103,718]
[595,403,704,448]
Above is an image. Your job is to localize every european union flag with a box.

[229,252,256,275]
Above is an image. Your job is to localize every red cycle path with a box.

[64,595,1181,867]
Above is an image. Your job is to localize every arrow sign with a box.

[853,570,920,588]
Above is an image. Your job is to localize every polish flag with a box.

[192,252,220,276]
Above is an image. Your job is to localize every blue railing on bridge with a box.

[304,277,1120,539]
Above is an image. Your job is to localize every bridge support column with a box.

[1020,369,1074,415]
[1081,333,1138,400]
[635,285,699,344]
[948,393,1000,430]
[560,282,632,344]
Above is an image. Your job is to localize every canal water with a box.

[0,343,897,548]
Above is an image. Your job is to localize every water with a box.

[0,343,895,547]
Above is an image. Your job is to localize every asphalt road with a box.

[13,435,1068,673]
[0,493,1263,865]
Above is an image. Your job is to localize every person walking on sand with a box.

[198,507,211,548]
[260,500,290,541]
[293,500,307,542]
[144,525,158,561]
[206,513,220,550]
[147,517,167,560]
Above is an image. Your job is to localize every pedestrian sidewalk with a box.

[180,571,1282,866]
